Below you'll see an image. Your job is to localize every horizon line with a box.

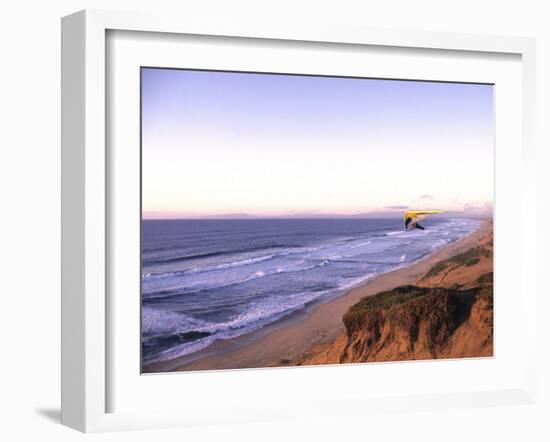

[142,211,493,221]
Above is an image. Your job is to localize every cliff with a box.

[298,226,493,365]
[338,284,493,362]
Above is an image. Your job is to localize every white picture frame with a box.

[61,9,537,433]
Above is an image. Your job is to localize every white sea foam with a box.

[143,257,333,299]
[142,288,329,363]
[350,240,372,249]
[141,307,214,337]
[385,231,403,236]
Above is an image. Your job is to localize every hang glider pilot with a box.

[404,210,444,231]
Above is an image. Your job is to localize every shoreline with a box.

[143,219,491,373]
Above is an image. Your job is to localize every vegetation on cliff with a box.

[340,284,493,362]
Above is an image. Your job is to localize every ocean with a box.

[141,217,480,364]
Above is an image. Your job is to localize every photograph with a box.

[140,67,494,373]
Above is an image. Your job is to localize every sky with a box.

[141,68,494,219]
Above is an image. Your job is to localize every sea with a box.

[141,217,480,364]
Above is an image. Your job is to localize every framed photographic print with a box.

[140,68,494,374]
[61,9,537,432]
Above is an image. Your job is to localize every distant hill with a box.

[182,211,405,220]
[145,207,492,220]
[198,213,257,219]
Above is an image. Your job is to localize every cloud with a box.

[463,202,493,213]
[418,194,434,200]
[449,201,494,218]
[464,202,493,210]
[384,205,409,210]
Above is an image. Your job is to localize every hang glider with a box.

[404,210,444,231]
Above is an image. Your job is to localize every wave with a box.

[335,273,377,292]
[143,253,277,280]
[142,307,215,337]
[349,240,372,249]
[142,288,329,363]
[143,244,289,266]
[142,258,331,300]
[384,230,403,236]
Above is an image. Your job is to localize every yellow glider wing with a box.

[404,210,444,229]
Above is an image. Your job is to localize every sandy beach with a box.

[144,219,491,373]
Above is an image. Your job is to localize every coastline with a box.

[143,219,491,373]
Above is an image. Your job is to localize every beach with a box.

[144,219,492,373]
